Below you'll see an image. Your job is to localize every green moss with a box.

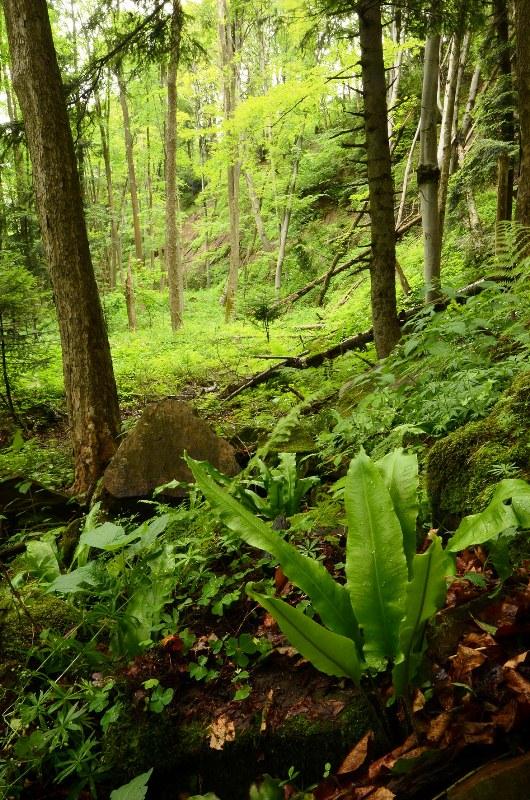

[427,371,530,526]
[0,585,79,663]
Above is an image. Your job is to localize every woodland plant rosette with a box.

[189,448,530,697]
[189,449,452,696]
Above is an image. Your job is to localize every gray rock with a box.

[103,399,239,498]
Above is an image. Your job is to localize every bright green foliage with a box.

[344,451,408,663]
[189,448,453,693]
[392,536,454,696]
[447,479,530,552]
[241,452,320,519]
[110,769,153,800]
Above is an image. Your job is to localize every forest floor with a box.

[4,215,530,797]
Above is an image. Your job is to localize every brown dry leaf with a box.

[426,711,452,745]
[492,699,518,731]
[460,721,495,746]
[366,734,418,780]
[260,688,274,733]
[461,631,497,649]
[274,565,288,592]
[209,714,236,750]
[504,668,530,702]
[337,731,373,775]
[504,651,529,669]
[412,689,426,714]
[263,612,277,629]
[363,788,395,800]
[449,645,487,682]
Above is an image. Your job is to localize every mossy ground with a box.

[427,371,530,526]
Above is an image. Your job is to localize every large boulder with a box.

[103,399,239,499]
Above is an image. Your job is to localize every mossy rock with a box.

[103,662,383,799]
[0,584,79,665]
[427,371,530,527]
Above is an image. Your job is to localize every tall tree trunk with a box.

[274,135,303,295]
[515,0,530,227]
[116,63,144,262]
[453,58,481,171]
[3,0,120,494]
[396,118,420,228]
[218,0,240,321]
[358,0,401,358]
[418,33,442,301]
[494,0,514,247]
[95,92,119,289]
[437,30,463,233]
[165,0,184,330]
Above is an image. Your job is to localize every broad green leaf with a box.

[47,563,98,594]
[247,585,363,683]
[376,449,419,575]
[80,522,142,552]
[345,450,408,662]
[25,541,60,583]
[446,479,530,552]
[110,769,153,800]
[188,457,360,646]
[392,536,454,697]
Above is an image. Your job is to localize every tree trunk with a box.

[387,10,403,140]
[453,58,481,171]
[125,255,137,331]
[218,0,240,321]
[396,118,421,228]
[494,0,514,245]
[515,0,530,227]
[116,64,144,263]
[165,0,184,330]
[437,31,462,232]
[3,0,120,495]
[95,92,119,289]
[358,0,401,358]
[274,135,303,295]
[244,171,274,251]
[418,33,442,302]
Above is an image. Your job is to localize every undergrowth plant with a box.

[189,448,455,695]
[189,449,530,696]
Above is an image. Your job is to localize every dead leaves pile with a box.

[310,572,530,800]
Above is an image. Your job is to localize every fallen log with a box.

[221,277,496,401]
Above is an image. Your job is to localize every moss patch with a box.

[427,371,530,526]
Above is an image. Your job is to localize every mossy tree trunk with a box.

[357,0,401,358]
[515,0,530,228]
[3,0,121,495]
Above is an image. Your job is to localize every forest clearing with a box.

[3,0,530,798]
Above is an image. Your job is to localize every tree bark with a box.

[437,31,462,232]
[165,0,184,330]
[493,0,514,245]
[515,0,530,227]
[3,0,120,494]
[218,0,240,321]
[116,63,144,263]
[95,91,120,289]
[418,33,442,302]
[358,0,401,358]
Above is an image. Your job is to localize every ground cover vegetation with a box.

[2,0,530,797]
